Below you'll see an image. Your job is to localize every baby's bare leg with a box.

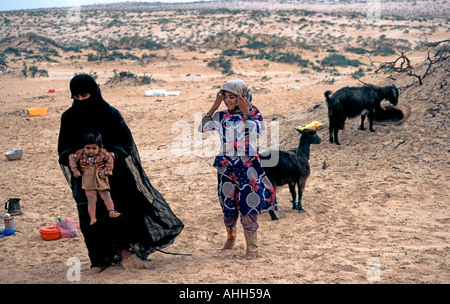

[99,190,120,218]
[85,190,98,225]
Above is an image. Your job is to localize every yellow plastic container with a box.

[298,121,323,131]
[28,108,48,116]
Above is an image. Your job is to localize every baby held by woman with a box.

[69,132,120,225]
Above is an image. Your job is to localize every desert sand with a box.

[0,1,448,285]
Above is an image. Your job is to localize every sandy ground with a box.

[0,52,448,284]
[0,1,449,285]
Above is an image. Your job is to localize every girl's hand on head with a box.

[207,91,223,117]
[213,91,224,109]
[206,91,223,117]
[237,89,250,115]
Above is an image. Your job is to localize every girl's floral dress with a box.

[200,107,277,217]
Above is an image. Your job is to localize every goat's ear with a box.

[295,128,303,134]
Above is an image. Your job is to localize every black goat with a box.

[260,128,321,220]
[325,84,399,145]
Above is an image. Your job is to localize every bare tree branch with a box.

[367,35,449,86]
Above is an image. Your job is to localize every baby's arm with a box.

[98,149,114,179]
[69,152,82,178]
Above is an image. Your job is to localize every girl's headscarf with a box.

[220,79,253,114]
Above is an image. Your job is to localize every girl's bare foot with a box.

[90,218,97,225]
[222,238,235,250]
[245,251,259,259]
[222,226,236,250]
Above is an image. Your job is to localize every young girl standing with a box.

[199,79,277,259]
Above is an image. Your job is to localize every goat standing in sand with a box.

[325,85,399,145]
[260,128,321,220]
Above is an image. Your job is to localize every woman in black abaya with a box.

[58,74,184,275]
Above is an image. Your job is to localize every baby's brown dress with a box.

[69,148,113,191]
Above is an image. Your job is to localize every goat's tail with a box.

[324,90,333,105]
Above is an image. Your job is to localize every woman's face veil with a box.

[69,74,101,100]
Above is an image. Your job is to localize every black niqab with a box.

[58,74,184,266]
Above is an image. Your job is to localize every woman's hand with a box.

[237,89,250,115]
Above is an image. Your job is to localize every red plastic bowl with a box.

[39,225,61,241]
